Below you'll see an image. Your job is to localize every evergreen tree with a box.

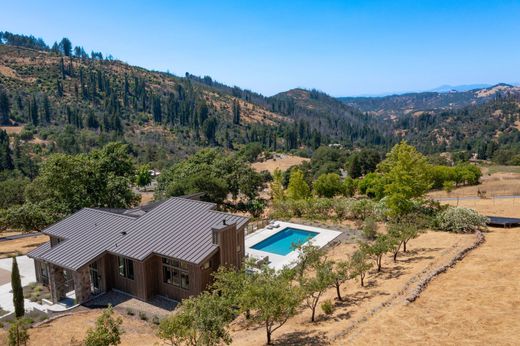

[232,99,241,125]
[29,95,39,126]
[152,94,162,123]
[56,79,63,97]
[0,88,10,125]
[42,94,51,123]
[0,129,14,170]
[11,257,24,318]
[59,37,72,56]
[59,57,65,79]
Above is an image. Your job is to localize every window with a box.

[162,257,189,289]
[202,261,210,270]
[118,256,134,280]
[40,264,49,285]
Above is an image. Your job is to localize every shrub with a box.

[151,315,160,325]
[126,308,134,316]
[313,173,343,198]
[321,299,334,315]
[139,311,148,321]
[350,199,376,220]
[362,217,378,240]
[435,207,488,233]
[443,180,455,193]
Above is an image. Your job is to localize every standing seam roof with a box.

[28,197,249,270]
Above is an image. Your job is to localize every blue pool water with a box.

[251,227,318,256]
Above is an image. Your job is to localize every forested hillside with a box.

[0,31,391,174]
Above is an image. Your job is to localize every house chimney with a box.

[223,219,227,225]
[121,231,127,236]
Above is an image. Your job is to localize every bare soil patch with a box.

[252,154,309,173]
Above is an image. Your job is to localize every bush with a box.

[151,315,160,325]
[362,217,377,240]
[313,173,343,198]
[126,308,134,316]
[321,300,334,315]
[435,207,488,233]
[350,199,376,220]
[139,311,148,321]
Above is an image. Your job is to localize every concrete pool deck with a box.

[245,221,342,270]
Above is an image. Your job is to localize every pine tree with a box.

[0,129,14,170]
[42,94,51,124]
[11,257,24,317]
[232,99,241,125]
[0,88,10,125]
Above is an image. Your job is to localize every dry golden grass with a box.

[0,125,24,135]
[428,172,520,198]
[252,154,309,173]
[6,310,162,346]
[230,231,470,345]
[0,234,49,259]
[342,227,520,346]
[335,189,520,345]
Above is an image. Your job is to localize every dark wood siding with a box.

[107,254,148,300]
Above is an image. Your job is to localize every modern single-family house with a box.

[28,196,249,305]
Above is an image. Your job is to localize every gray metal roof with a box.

[28,197,249,271]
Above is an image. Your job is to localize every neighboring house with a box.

[28,196,249,305]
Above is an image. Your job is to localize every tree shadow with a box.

[397,255,434,263]
[273,330,330,345]
[376,266,407,279]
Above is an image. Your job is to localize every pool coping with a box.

[245,221,342,271]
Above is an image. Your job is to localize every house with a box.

[28,196,249,305]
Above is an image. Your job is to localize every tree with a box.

[377,142,432,217]
[270,168,285,202]
[313,173,343,198]
[0,88,10,125]
[135,164,152,188]
[300,259,335,322]
[350,249,372,287]
[361,235,390,272]
[331,260,350,301]
[0,202,58,232]
[12,257,24,318]
[387,214,425,261]
[7,318,29,346]
[59,37,72,57]
[25,142,140,216]
[342,177,356,197]
[286,169,311,200]
[0,129,14,170]
[240,267,302,345]
[232,99,240,125]
[84,306,123,346]
[0,178,28,209]
[158,292,234,346]
[156,149,263,204]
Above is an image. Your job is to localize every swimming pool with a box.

[251,227,318,256]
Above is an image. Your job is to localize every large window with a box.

[118,256,134,280]
[162,257,189,289]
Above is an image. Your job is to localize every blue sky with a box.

[1,0,520,96]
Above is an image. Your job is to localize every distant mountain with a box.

[429,84,494,93]
[338,84,520,118]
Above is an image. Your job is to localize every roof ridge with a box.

[83,207,138,220]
